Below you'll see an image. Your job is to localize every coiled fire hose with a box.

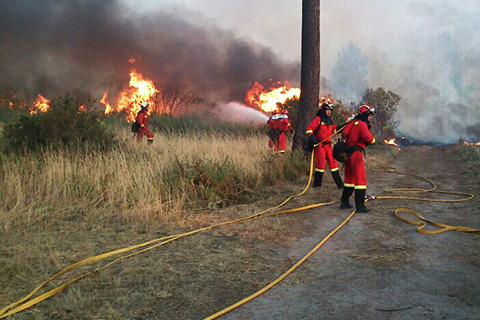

[1,128,478,319]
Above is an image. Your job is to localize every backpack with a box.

[333,141,362,163]
[267,128,282,141]
[131,121,140,133]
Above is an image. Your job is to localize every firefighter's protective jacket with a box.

[306,116,339,172]
[136,109,149,128]
[306,116,337,143]
[135,109,154,143]
[342,120,376,189]
[267,115,292,152]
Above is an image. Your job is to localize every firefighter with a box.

[274,109,293,153]
[135,102,154,144]
[306,99,343,188]
[339,104,376,213]
[267,110,280,149]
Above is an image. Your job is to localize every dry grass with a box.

[0,130,401,319]
[1,131,288,232]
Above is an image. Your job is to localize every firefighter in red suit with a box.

[340,104,376,213]
[267,110,281,149]
[267,109,292,153]
[135,102,154,144]
[306,100,343,188]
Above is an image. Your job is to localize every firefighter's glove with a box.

[308,135,319,148]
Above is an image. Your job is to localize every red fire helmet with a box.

[320,98,335,110]
[281,109,289,115]
[358,104,375,115]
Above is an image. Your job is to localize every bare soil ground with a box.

[223,145,480,320]
[1,145,479,320]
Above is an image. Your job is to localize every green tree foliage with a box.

[362,87,401,138]
[2,95,116,152]
[331,42,368,103]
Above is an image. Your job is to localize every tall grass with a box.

[0,130,305,231]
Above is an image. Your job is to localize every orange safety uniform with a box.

[267,114,278,149]
[342,119,375,189]
[268,115,292,153]
[135,109,154,144]
[306,117,339,174]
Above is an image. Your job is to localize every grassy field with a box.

[0,104,409,319]
[0,129,307,232]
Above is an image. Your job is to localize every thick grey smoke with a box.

[0,0,299,105]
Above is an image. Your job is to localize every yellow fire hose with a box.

[1,151,319,319]
[1,129,478,319]
[202,170,477,320]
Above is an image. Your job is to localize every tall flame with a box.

[245,81,300,113]
[100,69,160,123]
[29,94,50,114]
[100,92,114,115]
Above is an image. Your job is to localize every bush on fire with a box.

[2,95,116,152]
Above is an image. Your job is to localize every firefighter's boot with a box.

[331,170,344,189]
[147,138,154,145]
[355,189,370,213]
[340,186,354,209]
[313,171,323,188]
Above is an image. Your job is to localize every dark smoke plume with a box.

[0,0,299,105]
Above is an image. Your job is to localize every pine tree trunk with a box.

[292,0,320,151]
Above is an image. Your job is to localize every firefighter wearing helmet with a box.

[305,98,343,188]
[267,108,281,149]
[134,102,154,144]
[266,106,292,153]
[339,104,376,213]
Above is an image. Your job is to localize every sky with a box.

[1,0,479,142]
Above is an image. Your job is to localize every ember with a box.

[29,94,50,114]
[464,141,480,146]
[384,138,398,146]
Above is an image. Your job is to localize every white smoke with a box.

[214,102,268,124]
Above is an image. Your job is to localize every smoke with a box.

[0,0,299,106]
[321,0,480,143]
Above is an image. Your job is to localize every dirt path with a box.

[223,146,480,320]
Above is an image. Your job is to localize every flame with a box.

[100,69,160,123]
[464,141,480,146]
[245,81,300,113]
[384,138,398,146]
[78,104,86,113]
[29,94,50,114]
[100,92,114,115]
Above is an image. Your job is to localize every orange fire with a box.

[384,138,398,146]
[464,141,480,146]
[245,81,300,113]
[29,94,50,114]
[100,69,160,123]
[100,92,114,115]
[78,104,86,113]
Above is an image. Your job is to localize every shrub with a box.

[2,95,117,152]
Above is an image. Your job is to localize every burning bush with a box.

[2,95,116,152]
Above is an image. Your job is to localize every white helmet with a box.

[140,102,149,108]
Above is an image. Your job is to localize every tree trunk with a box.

[292,0,320,151]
